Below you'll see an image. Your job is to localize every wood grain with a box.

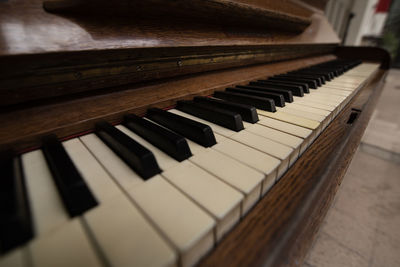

[197,68,386,267]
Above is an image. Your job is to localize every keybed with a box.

[0,61,380,267]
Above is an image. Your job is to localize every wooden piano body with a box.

[0,0,390,266]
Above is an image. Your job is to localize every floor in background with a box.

[303,69,400,267]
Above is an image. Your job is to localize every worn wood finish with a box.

[198,68,386,267]
[0,1,338,56]
[0,54,335,153]
[43,0,311,32]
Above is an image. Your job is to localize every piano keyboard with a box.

[0,60,380,267]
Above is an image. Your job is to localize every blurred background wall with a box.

[325,0,400,67]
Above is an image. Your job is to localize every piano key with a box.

[271,76,318,89]
[176,100,244,132]
[226,87,286,107]
[169,109,236,138]
[277,107,326,123]
[29,219,102,267]
[285,103,331,117]
[255,80,304,96]
[294,71,332,81]
[63,138,122,203]
[189,149,264,215]
[80,134,144,191]
[84,195,177,267]
[116,125,180,171]
[257,110,321,137]
[317,87,352,96]
[213,91,276,112]
[245,124,303,161]
[257,117,313,154]
[292,98,336,112]
[265,78,310,93]
[236,85,293,102]
[230,131,293,176]
[162,161,243,241]
[128,176,215,267]
[193,96,259,123]
[147,108,216,148]
[0,155,33,252]
[212,136,279,194]
[282,73,324,85]
[124,114,192,162]
[21,150,69,236]
[41,135,98,217]
[95,121,161,180]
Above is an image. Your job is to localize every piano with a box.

[0,0,390,266]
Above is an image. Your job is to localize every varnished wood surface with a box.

[0,54,335,153]
[43,0,311,33]
[0,1,338,56]
[198,68,387,267]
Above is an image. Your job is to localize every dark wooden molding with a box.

[43,0,312,33]
[198,67,387,267]
[0,44,336,108]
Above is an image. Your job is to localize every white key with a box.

[285,103,331,117]
[162,161,243,241]
[277,107,326,122]
[84,195,177,267]
[63,138,122,203]
[257,117,312,154]
[186,139,208,155]
[317,87,352,96]
[29,219,102,267]
[116,125,180,171]
[22,150,69,236]
[0,249,26,267]
[128,176,215,267]
[246,123,303,161]
[189,149,264,215]
[212,136,279,195]
[291,99,336,112]
[80,134,144,191]
[258,110,320,131]
[230,131,293,177]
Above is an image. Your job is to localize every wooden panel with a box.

[0,54,335,153]
[198,68,386,267]
[0,1,338,56]
[43,0,312,32]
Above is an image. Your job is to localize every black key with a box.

[146,108,216,147]
[294,70,332,81]
[0,154,33,252]
[124,114,192,162]
[42,134,98,217]
[251,81,304,96]
[214,91,276,112]
[274,75,318,88]
[236,85,293,103]
[176,100,244,132]
[284,73,325,84]
[226,87,285,107]
[267,77,310,92]
[95,121,161,179]
[193,96,259,123]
